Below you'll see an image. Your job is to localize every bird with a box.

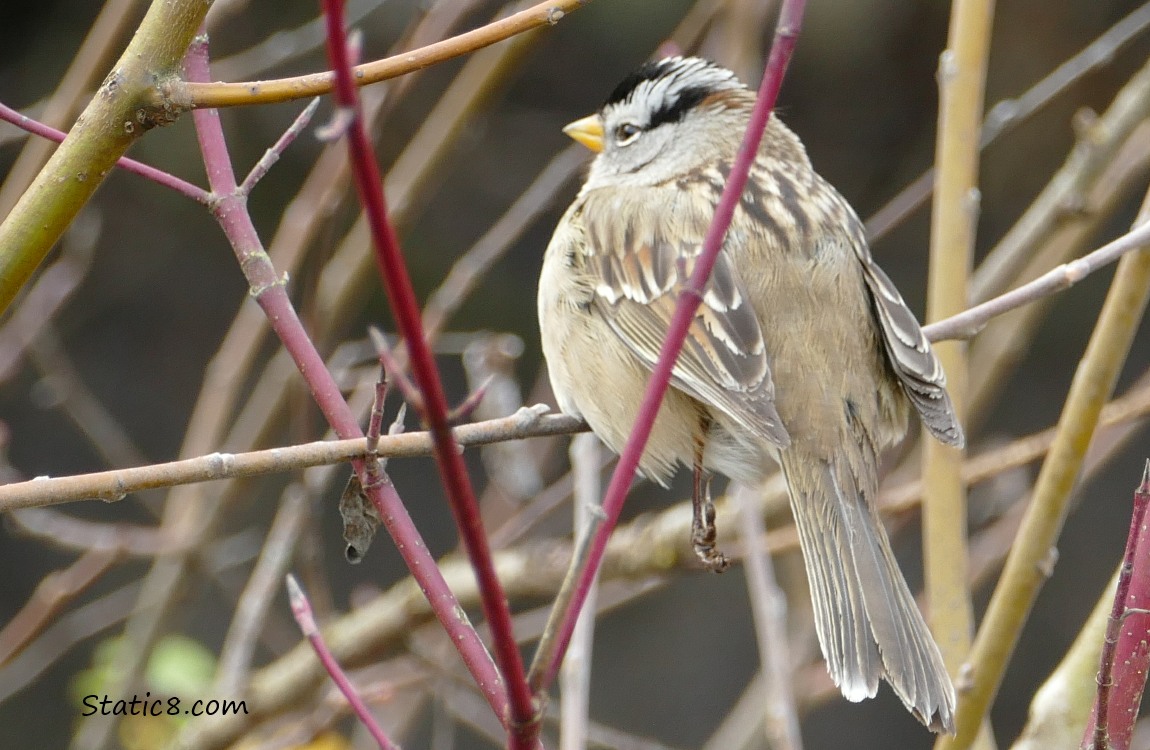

[536,56,964,732]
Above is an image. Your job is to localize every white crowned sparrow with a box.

[537,57,964,732]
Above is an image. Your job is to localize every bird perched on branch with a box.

[537,56,963,732]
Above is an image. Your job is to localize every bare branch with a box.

[287,574,400,750]
[171,0,592,109]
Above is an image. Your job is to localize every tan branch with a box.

[939,196,1150,749]
[923,0,995,684]
[0,410,585,511]
[166,0,591,110]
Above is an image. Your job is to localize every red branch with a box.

[1083,460,1150,750]
[0,101,210,203]
[183,35,511,731]
[530,0,810,692]
[319,3,537,747]
[287,575,399,750]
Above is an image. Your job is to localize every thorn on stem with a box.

[367,327,425,413]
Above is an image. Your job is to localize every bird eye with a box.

[614,122,641,144]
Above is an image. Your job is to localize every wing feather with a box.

[851,237,965,447]
[580,188,790,448]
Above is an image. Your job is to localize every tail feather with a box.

[780,449,955,733]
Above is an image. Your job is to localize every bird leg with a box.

[690,416,729,572]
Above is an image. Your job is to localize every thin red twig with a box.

[183,34,511,725]
[287,575,399,750]
[0,101,210,203]
[1084,460,1150,750]
[319,2,537,747]
[529,0,809,693]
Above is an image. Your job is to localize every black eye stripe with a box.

[600,57,743,136]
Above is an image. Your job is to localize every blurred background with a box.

[1,0,1150,748]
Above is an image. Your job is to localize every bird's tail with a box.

[779,447,955,733]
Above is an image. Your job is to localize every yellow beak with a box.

[562,114,605,153]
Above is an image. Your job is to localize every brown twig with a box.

[923,216,1150,342]
[0,548,119,666]
[169,0,590,109]
[0,407,577,511]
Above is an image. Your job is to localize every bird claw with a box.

[691,473,729,573]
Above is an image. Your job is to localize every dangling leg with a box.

[690,415,729,572]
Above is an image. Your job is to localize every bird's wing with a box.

[850,234,965,447]
[577,187,790,448]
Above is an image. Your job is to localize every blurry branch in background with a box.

[971,57,1150,305]
[734,483,803,750]
[967,119,1150,426]
[206,0,384,79]
[559,434,601,750]
[0,548,122,666]
[0,213,98,385]
[214,485,311,696]
[865,0,1150,241]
